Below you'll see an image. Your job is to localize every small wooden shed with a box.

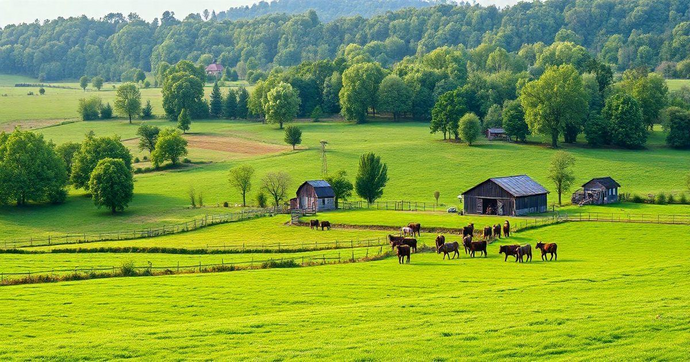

[290,180,335,212]
[486,128,507,141]
[462,175,549,216]
[571,177,621,205]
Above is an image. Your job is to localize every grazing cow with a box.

[462,235,472,254]
[516,244,532,263]
[503,220,511,238]
[309,219,319,230]
[435,234,446,251]
[483,226,492,239]
[536,242,558,261]
[388,234,405,244]
[463,223,475,238]
[390,238,418,253]
[397,245,411,264]
[401,226,414,237]
[493,224,502,238]
[320,221,331,230]
[466,240,487,258]
[498,244,520,262]
[437,241,460,260]
[408,223,421,237]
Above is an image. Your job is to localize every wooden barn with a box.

[486,128,507,141]
[289,180,335,212]
[571,177,621,205]
[462,175,549,216]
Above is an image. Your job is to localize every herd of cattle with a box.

[391,221,558,264]
[306,218,558,264]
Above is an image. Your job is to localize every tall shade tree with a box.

[548,151,576,206]
[209,82,223,118]
[284,125,302,150]
[78,97,102,121]
[136,124,160,153]
[325,170,353,209]
[71,135,132,190]
[622,71,669,130]
[88,158,134,214]
[502,100,529,142]
[162,71,205,120]
[377,74,412,121]
[79,76,89,91]
[55,141,81,176]
[261,171,291,207]
[603,93,646,148]
[265,82,300,129]
[431,90,467,140]
[177,108,191,134]
[0,130,68,205]
[459,112,481,145]
[355,152,388,204]
[91,76,104,91]
[520,65,588,148]
[228,165,254,207]
[151,128,188,167]
[664,107,690,149]
[224,88,238,119]
[114,83,142,123]
[339,62,385,123]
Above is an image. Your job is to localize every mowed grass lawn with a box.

[0,222,688,359]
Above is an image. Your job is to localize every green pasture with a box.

[0,118,688,239]
[667,78,690,91]
[0,222,687,359]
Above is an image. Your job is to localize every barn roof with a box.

[205,63,224,72]
[583,177,620,189]
[463,175,549,197]
[301,180,335,198]
[487,128,506,134]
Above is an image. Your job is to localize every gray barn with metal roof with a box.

[290,180,335,212]
[462,175,549,216]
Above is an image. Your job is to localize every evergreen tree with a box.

[209,82,223,118]
[224,88,238,119]
[177,109,191,134]
[237,87,250,118]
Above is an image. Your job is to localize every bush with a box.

[39,87,45,95]
[78,97,102,121]
[120,261,136,276]
[134,167,143,174]
[143,155,148,161]
[223,201,229,207]
[183,158,191,164]
[667,194,676,204]
[256,192,267,208]
[100,102,113,119]
[134,157,140,163]
[680,193,688,204]
[655,192,667,205]
[631,194,644,203]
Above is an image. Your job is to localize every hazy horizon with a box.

[0,0,520,28]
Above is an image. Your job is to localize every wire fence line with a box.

[0,208,286,249]
[561,212,690,225]
[340,200,442,212]
[0,246,388,283]
[205,237,387,252]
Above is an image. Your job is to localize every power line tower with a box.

[320,140,328,177]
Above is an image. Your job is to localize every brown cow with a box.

[408,223,421,237]
[390,238,417,253]
[309,219,319,229]
[493,224,502,238]
[465,239,487,258]
[483,226,492,239]
[499,244,520,262]
[516,244,532,263]
[397,245,411,264]
[503,220,511,238]
[463,223,475,238]
[388,234,405,244]
[437,241,460,260]
[462,235,472,254]
[435,234,446,251]
[320,221,331,230]
[536,242,557,261]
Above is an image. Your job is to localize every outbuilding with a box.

[205,62,224,77]
[462,175,549,216]
[486,128,507,141]
[289,180,335,212]
[571,177,621,205]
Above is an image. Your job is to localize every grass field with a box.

[1,221,688,359]
[667,78,690,91]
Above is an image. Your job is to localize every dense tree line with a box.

[2,0,690,81]
[215,0,442,23]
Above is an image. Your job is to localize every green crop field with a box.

[1,221,688,360]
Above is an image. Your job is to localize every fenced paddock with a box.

[340,200,441,212]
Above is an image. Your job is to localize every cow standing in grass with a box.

[493,224,502,238]
[309,219,319,230]
[503,221,511,238]
[435,235,446,251]
[499,245,520,262]
[397,245,411,264]
[320,221,331,230]
[536,242,558,261]
[462,235,472,254]
[483,226,492,239]
[437,241,460,260]
[401,226,414,237]
[465,239,487,258]
[516,244,532,263]
[408,223,421,237]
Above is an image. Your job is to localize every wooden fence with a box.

[340,200,439,212]
[0,246,387,282]
[562,212,690,225]
[0,208,286,249]
[206,237,387,252]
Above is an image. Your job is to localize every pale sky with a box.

[0,0,519,28]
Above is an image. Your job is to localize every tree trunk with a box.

[557,184,562,205]
[129,114,132,124]
[242,192,246,207]
[551,131,559,148]
[292,144,295,150]
[112,205,117,214]
[279,121,283,129]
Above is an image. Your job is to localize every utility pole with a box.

[320,140,328,177]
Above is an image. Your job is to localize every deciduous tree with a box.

[548,151,575,206]
[136,124,160,153]
[325,170,353,209]
[603,93,646,148]
[177,108,191,133]
[265,82,300,129]
[459,113,481,145]
[377,74,412,121]
[114,83,142,123]
[355,152,388,204]
[284,125,302,150]
[228,165,254,207]
[151,128,188,166]
[89,158,133,213]
[262,171,291,207]
[71,135,132,190]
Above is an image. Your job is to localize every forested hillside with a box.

[215,0,444,23]
[0,0,689,81]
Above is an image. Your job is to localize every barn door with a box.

[497,200,504,216]
[476,198,483,214]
